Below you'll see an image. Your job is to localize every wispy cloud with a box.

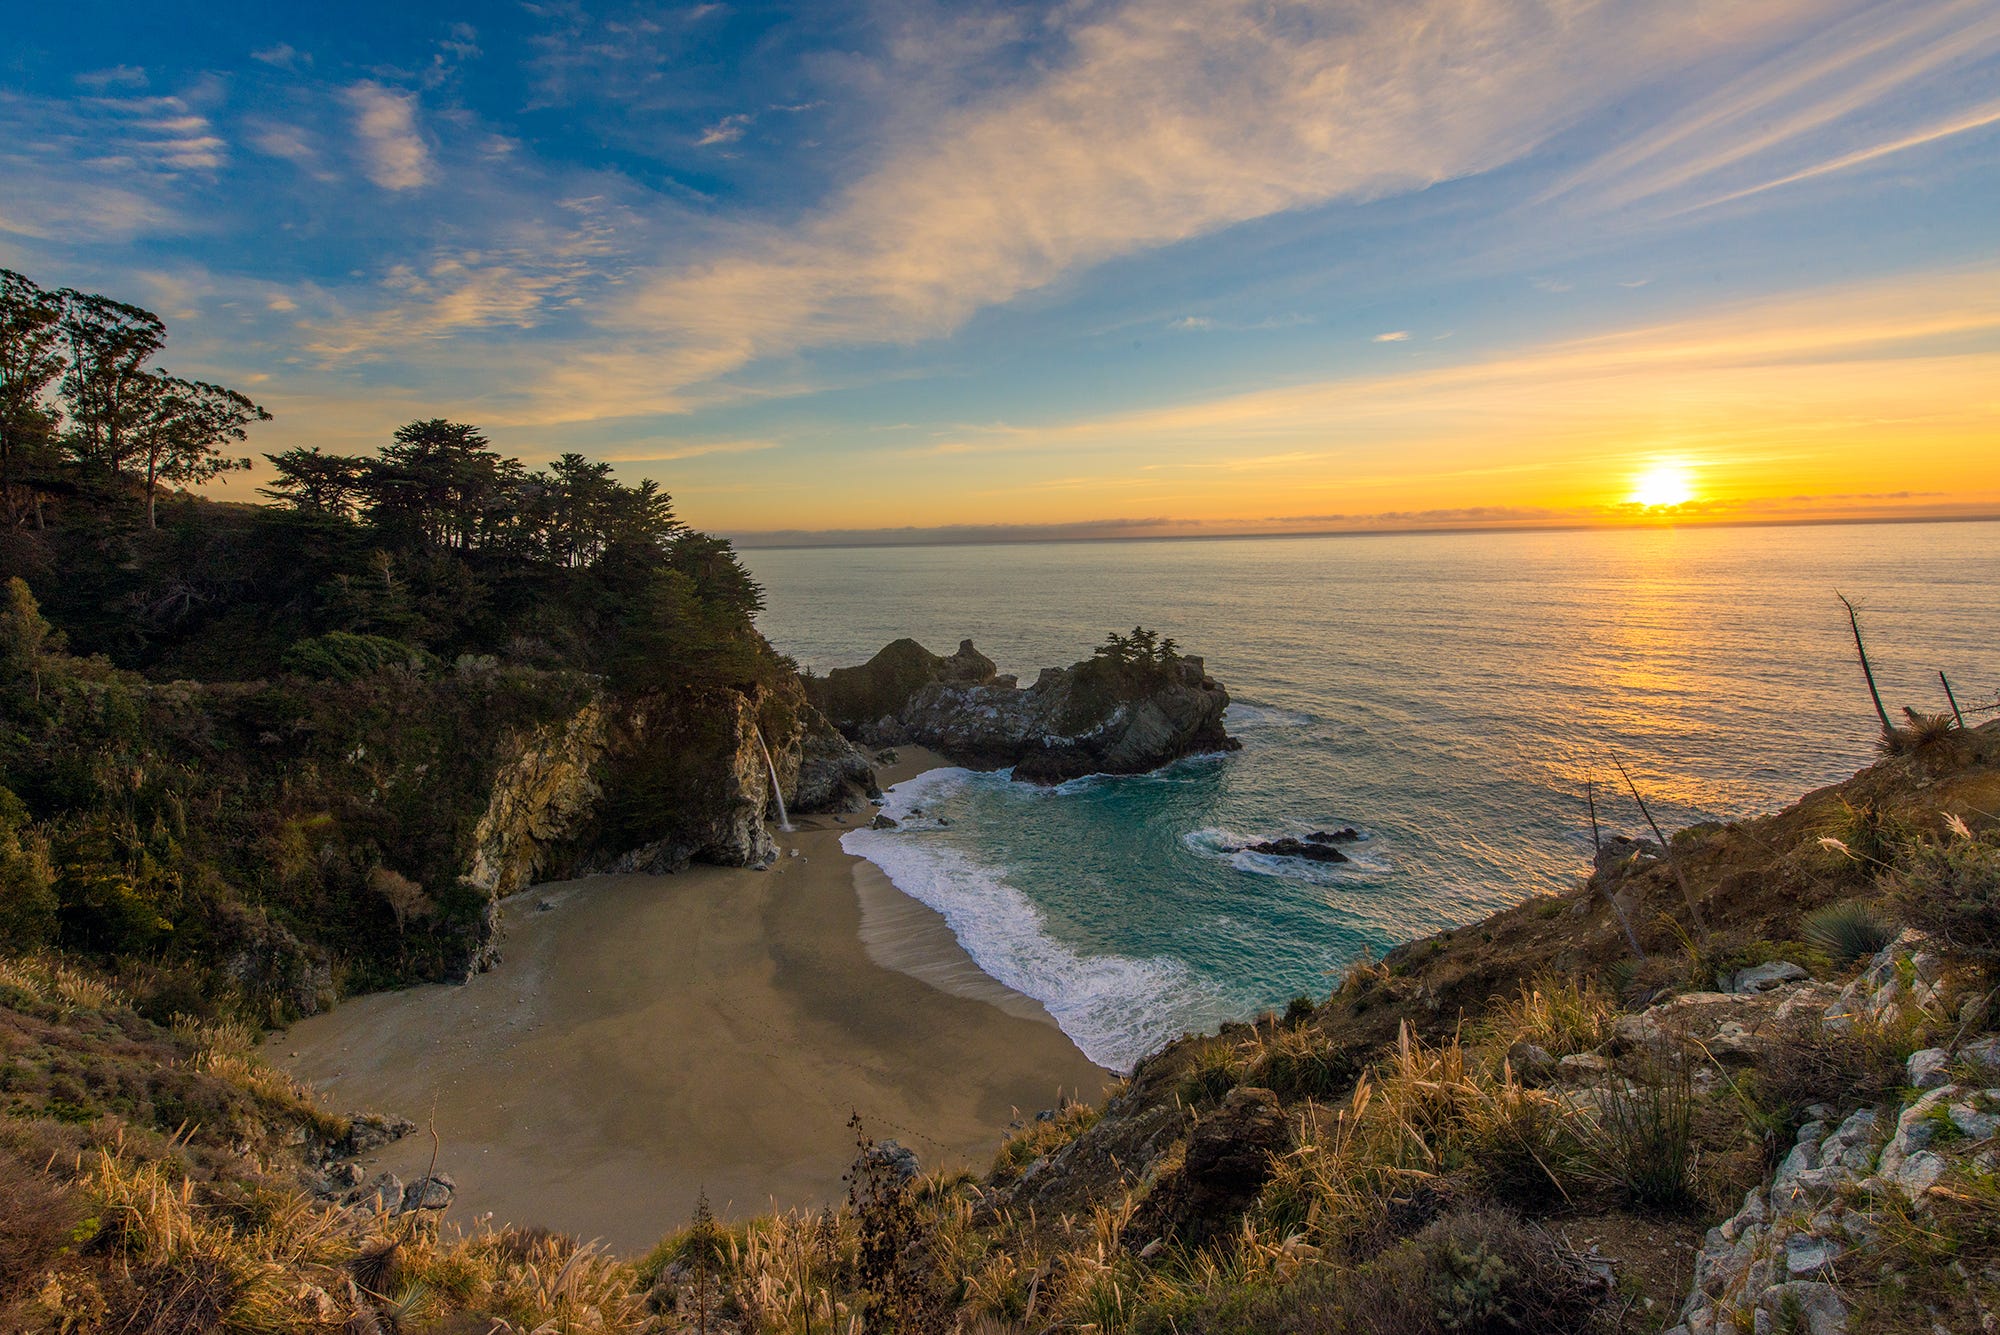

[595,439,780,463]
[0,87,225,241]
[1545,0,2000,213]
[343,81,431,190]
[533,0,1833,420]
[861,264,2000,520]
[75,66,148,90]
[1680,97,2000,213]
[696,112,754,147]
[1372,331,1411,343]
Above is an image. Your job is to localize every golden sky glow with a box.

[14,0,1998,545]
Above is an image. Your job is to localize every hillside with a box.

[4,709,1996,1332]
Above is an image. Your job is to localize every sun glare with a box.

[1629,462,1696,509]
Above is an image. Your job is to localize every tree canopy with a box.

[0,268,265,527]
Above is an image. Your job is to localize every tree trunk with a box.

[146,452,158,528]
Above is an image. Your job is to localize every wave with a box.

[845,770,1221,1071]
[1222,701,1317,731]
[1049,750,1225,796]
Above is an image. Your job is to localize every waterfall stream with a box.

[753,725,793,832]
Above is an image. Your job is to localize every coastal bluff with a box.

[805,635,1239,782]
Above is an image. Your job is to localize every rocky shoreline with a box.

[806,635,1239,783]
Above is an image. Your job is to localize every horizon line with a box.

[724,510,2000,553]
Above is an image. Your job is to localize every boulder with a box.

[399,1172,456,1213]
[1905,1048,1951,1090]
[1730,961,1807,994]
[865,1140,921,1185]
[1125,1087,1288,1249]
[791,705,881,812]
[350,1171,404,1213]
[1507,1041,1557,1080]
[344,1112,418,1156]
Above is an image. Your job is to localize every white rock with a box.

[1948,1101,1999,1140]
[1891,1149,1949,1200]
[1785,1233,1842,1279]
[1906,1048,1952,1089]
[1733,961,1808,993]
[1759,1280,1848,1335]
[1959,1036,2000,1072]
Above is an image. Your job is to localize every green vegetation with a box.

[0,270,794,1015]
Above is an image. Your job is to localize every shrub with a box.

[1240,1024,1354,1103]
[1887,828,2000,959]
[0,1150,83,1306]
[991,1101,1101,1184]
[1761,1016,1914,1119]
[1179,1038,1242,1108]
[280,631,434,681]
[1802,899,1897,967]
[1151,1207,1605,1335]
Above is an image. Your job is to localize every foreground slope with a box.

[6,715,1996,1333]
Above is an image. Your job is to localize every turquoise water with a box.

[743,522,2000,1069]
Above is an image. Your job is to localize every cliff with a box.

[355,671,879,981]
[0,574,876,1014]
[807,635,1239,782]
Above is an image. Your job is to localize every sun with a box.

[1628,462,1697,508]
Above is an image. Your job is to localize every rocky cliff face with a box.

[465,699,611,901]
[454,674,876,975]
[807,637,1237,783]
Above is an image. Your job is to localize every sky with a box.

[3,0,1998,545]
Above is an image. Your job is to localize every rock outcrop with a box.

[807,637,1237,783]
[1663,932,1998,1335]
[452,674,877,976]
[1124,1086,1290,1250]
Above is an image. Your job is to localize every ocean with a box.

[742,521,2000,1070]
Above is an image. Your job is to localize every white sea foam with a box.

[1222,702,1316,731]
[844,769,1219,1071]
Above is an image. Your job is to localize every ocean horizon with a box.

[747,519,2000,1069]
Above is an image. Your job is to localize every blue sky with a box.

[4,0,1998,541]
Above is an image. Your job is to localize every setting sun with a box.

[1629,462,1697,509]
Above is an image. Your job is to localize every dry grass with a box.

[1476,976,1616,1058]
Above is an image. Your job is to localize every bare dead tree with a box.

[1612,756,1707,938]
[1587,774,1647,958]
[1941,670,1967,730]
[1837,593,1893,739]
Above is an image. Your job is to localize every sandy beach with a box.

[277,749,1110,1253]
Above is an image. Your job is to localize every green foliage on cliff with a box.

[0,272,798,1015]
[0,575,604,1013]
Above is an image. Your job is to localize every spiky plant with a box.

[1803,899,1897,966]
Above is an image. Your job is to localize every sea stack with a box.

[806,634,1239,783]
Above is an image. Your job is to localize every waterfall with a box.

[753,724,793,832]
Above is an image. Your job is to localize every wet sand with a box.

[277,749,1110,1253]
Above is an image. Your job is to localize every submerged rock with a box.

[1235,837,1349,864]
